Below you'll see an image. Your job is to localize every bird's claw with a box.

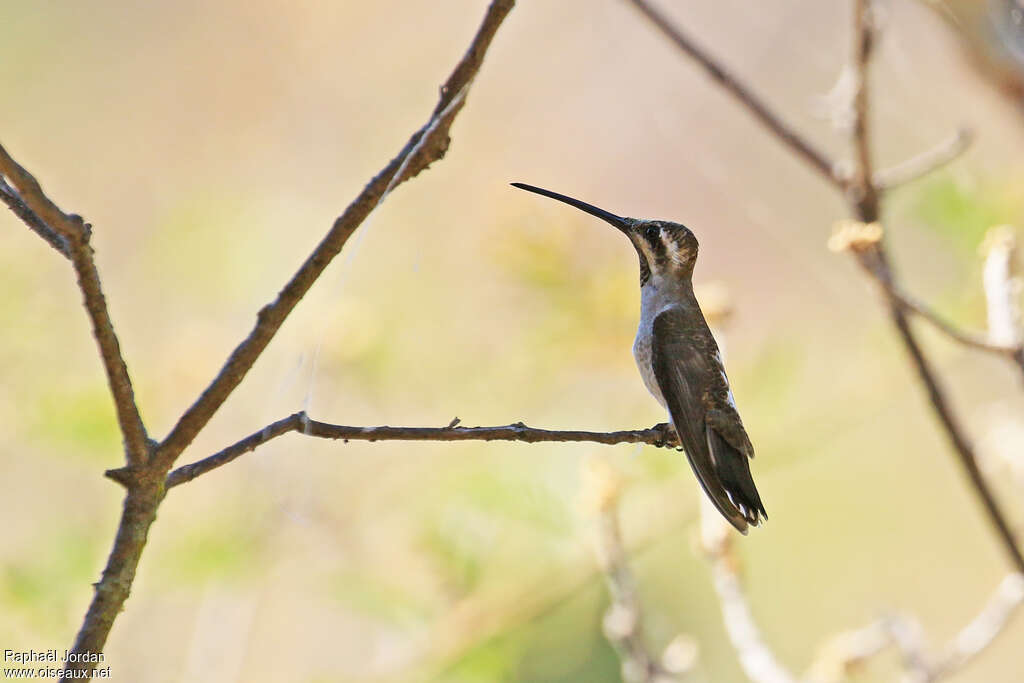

[650,422,679,449]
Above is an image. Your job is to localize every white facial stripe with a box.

[662,227,689,266]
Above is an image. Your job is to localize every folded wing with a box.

[651,308,765,533]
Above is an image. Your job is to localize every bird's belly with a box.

[633,327,667,408]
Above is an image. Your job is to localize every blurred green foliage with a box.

[912,174,1024,252]
[2,533,99,633]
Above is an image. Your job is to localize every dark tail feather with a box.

[707,429,767,527]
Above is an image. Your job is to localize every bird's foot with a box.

[650,422,680,449]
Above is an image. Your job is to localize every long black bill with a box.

[511,182,630,232]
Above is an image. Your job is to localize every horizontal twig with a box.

[164,413,677,488]
[874,128,973,191]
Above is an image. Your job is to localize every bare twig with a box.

[67,236,152,467]
[930,572,1024,678]
[849,0,880,220]
[60,2,516,678]
[874,128,973,191]
[0,177,69,257]
[626,0,1024,575]
[626,1,1024,679]
[832,219,1024,368]
[0,142,86,240]
[982,226,1023,350]
[841,0,1024,575]
[165,413,677,489]
[0,146,149,467]
[890,288,1020,357]
[805,574,1024,683]
[585,461,689,682]
[624,0,843,188]
[804,614,924,683]
[881,287,1024,573]
[153,0,515,472]
[698,315,795,683]
[699,498,796,683]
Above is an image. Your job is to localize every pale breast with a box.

[633,322,667,408]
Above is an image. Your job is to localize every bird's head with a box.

[511,182,698,286]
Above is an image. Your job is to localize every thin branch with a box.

[699,498,796,683]
[849,0,880,220]
[154,0,516,472]
[0,177,70,257]
[624,0,843,188]
[61,2,516,678]
[883,287,1024,573]
[842,0,1024,575]
[874,128,973,191]
[0,146,149,467]
[0,141,86,240]
[832,220,1024,368]
[891,289,1019,356]
[982,226,1023,350]
[585,461,688,682]
[930,572,1024,678]
[165,413,676,489]
[625,0,1024,636]
[804,574,1024,683]
[880,274,1023,360]
[804,614,927,683]
[67,237,151,466]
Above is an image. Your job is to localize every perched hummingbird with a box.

[512,182,765,533]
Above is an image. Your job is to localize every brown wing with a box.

[651,308,764,533]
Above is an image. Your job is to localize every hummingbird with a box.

[512,182,765,533]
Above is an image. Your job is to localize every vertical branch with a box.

[62,481,165,672]
[623,0,1024,571]
[585,460,693,682]
[701,294,796,683]
[699,497,796,683]
[848,0,879,222]
[842,0,1024,574]
[982,226,1023,360]
[66,231,151,466]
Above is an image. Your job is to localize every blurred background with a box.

[2,1,1024,681]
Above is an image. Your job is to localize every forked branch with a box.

[153,0,516,471]
[625,0,1024,574]
[54,1,517,679]
[0,147,149,466]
